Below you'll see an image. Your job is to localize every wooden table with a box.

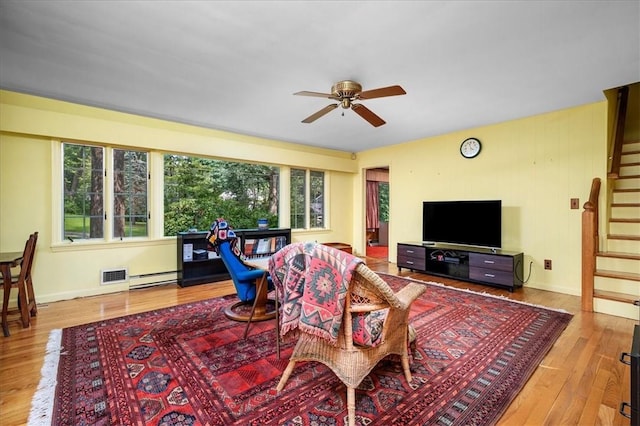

[1,251,26,337]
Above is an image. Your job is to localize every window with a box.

[62,143,149,241]
[310,170,325,228]
[63,143,104,240]
[60,143,328,242]
[163,155,279,236]
[290,168,306,229]
[291,168,325,229]
[113,149,148,238]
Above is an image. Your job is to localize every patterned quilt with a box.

[269,242,363,345]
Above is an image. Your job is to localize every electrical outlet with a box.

[570,198,579,209]
[544,259,552,270]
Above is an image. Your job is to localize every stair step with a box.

[610,218,640,223]
[611,203,640,207]
[595,269,640,282]
[607,238,640,252]
[613,177,640,190]
[608,234,640,241]
[612,190,640,204]
[593,289,639,304]
[597,251,640,260]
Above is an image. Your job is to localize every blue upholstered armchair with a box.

[206,218,275,324]
[218,240,268,302]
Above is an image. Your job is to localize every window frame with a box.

[53,140,153,247]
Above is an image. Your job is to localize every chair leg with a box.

[401,352,412,384]
[243,274,266,339]
[2,278,11,337]
[25,276,37,316]
[347,386,356,426]
[16,280,30,328]
[276,360,297,392]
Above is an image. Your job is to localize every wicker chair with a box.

[275,260,426,426]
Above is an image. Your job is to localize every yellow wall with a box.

[0,91,355,302]
[0,90,609,302]
[356,102,608,296]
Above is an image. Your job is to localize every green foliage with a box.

[163,155,279,235]
[379,182,389,222]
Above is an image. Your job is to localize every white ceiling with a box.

[1,1,638,153]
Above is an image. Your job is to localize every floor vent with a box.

[101,268,128,285]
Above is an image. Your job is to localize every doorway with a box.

[365,167,389,260]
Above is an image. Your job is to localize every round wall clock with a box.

[460,137,482,158]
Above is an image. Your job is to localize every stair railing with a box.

[608,86,628,179]
[582,177,601,312]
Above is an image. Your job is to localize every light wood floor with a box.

[0,257,636,425]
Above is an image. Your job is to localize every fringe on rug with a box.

[28,328,63,426]
[380,273,573,315]
[427,281,574,314]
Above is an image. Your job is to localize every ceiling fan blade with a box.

[351,104,386,127]
[294,90,337,99]
[358,85,406,100]
[301,104,338,123]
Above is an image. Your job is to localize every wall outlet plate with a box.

[544,259,552,270]
[570,198,579,209]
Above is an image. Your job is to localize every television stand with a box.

[397,242,524,292]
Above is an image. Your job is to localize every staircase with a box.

[593,138,640,319]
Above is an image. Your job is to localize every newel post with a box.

[581,178,600,312]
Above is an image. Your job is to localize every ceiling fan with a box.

[294,80,406,127]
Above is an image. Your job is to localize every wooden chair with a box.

[2,232,38,337]
[273,248,425,426]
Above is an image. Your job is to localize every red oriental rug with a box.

[30,275,572,425]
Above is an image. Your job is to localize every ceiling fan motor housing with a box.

[332,80,362,98]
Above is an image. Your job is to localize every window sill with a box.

[51,237,175,252]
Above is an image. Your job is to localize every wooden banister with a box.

[608,86,628,179]
[582,177,601,312]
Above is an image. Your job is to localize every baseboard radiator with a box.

[128,270,178,289]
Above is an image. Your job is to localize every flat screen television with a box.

[422,200,502,248]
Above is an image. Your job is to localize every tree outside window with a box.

[290,168,306,229]
[290,168,325,229]
[164,155,279,235]
[310,170,324,228]
[378,182,389,222]
[113,149,148,238]
[63,143,104,240]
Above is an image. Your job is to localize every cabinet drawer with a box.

[469,253,513,272]
[398,244,425,257]
[469,266,514,287]
[397,255,426,271]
